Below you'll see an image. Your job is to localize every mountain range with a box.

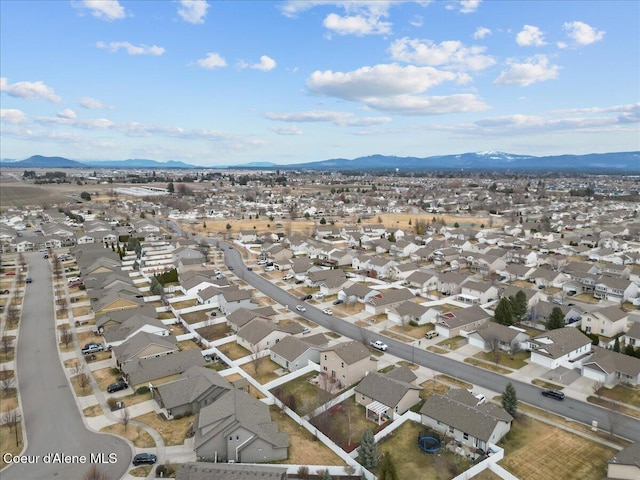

[1,151,638,172]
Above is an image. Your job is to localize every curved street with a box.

[3,252,131,480]
[216,239,640,443]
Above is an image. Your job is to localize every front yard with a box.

[472,350,529,370]
[498,415,615,480]
[595,383,640,407]
[135,411,194,446]
[100,423,155,448]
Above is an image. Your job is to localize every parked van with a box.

[425,331,439,339]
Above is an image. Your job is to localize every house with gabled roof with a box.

[434,305,492,339]
[593,276,638,303]
[320,340,378,389]
[459,280,499,305]
[236,318,304,352]
[153,365,236,418]
[194,386,288,463]
[122,349,206,390]
[91,287,146,315]
[176,462,287,480]
[420,388,513,455]
[365,288,416,315]
[355,366,421,424]
[338,282,380,304]
[606,442,640,480]
[269,333,328,372]
[437,271,468,296]
[468,322,530,353]
[581,306,629,338]
[405,270,438,294]
[527,327,592,369]
[622,322,640,350]
[581,346,640,386]
[218,287,254,314]
[103,313,170,348]
[226,306,277,332]
[387,301,437,326]
[112,331,179,368]
[96,305,157,333]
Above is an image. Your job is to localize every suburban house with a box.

[405,270,438,295]
[527,328,592,369]
[458,280,499,305]
[218,287,254,314]
[386,301,438,326]
[236,318,304,352]
[622,322,640,349]
[96,305,157,333]
[121,349,206,390]
[581,306,629,338]
[269,333,328,372]
[102,313,171,349]
[90,287,146,316]
[365,288,415,315]
[112,331,179,368]
[153,365,239,418]
[467,323,530,353]
[226,306,277,332]
[593,277,638,303]
[606,442,640,480]
[581,346,640,386]
[320,340,378,389]
[434,305,492,339]
[194,387,288,463]
[420,389,513,455]
[437,271,468,296]
[176,463,288,480]
[338,282,380,304]
[355,366,421,424]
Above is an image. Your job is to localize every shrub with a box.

[106,398,118,410]
[136,386,150,395]
[156,465,166,476]
[111,367,120,375]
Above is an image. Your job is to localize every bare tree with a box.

[592,380,604,399]
[250,343,264,375]
[83,464,110,480]
[60,327,73,348]
[120,407,130,432]
[6,305,19,327]
[77,372,90,392]
[2,408,19,446]
[1,335,13,359]
[0,366,15,397]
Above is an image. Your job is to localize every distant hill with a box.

[280,151,640,172]
[0,155,198,169]
[237,161,278,168]
[2,155,86,168]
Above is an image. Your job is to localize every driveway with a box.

[2,253,131,480]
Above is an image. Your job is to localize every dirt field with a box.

[499,416,614,480]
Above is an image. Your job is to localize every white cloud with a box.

[557,41,568,49]
[178,0,209,24]
[196,52,227,69]
[389,37,495,71]
[79,97,110,109]
[364,93,488,115]
[473,27,491,39]
[96,41,165,56]
[410,15,423,27]
[323,12,391,36]
[239,55,277,72]
[563,21,605,46]
[269,125,303,135]
[459,0,481,13]
[516,25,546,46]
[494,55,560,86]
[264,110,391,126]
[0,109,27,124]
[0,77,62,103]
[74,0,125,21]
[57,108,77,119]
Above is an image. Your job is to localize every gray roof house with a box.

[386,301,437,326]
[320,340,378,389]
[434,305,492,339]
[103,313,170,348]
[581,346,640,387]
[236,318,304,352]
[269,334,328,372]
[226,306,277,332]
[153,365,237,418]
[122,349,206,389]
[176,462,287,480]
[527,327,592,369]
[112,331,179,368]
[420,388,513,456]
[606,442,640,480]
[218,287,254,314]
[467,322,530,353]
[365,288,415,315]
[355,366,421,424]
[194,387,288,463]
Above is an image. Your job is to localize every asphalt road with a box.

[217,240,640,443]
[3,253,131,480]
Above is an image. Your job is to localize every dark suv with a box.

[107,381,128,393]
[132,453,157,466]
[541,389,565,400]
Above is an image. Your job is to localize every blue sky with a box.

[1,0,638,166]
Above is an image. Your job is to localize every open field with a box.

[498,416,614,480]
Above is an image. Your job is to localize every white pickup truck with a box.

[369,340,388,351]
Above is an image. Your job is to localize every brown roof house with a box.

[420,388,513,456]
[320,340,378,390]
[355,366,421,425]
[194,387,288,463]
[153,365,238,418]
[581,346,640,387]
[527,327,592,369]
[434,305,491,339]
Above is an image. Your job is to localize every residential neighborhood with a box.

[1,169,640,480]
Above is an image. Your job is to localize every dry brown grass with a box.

[435,374,472,390]
[83,404,104,417]
[217,342,251,360]
[135,411,194,446]
[177,339,201,351]
[76,330,102,345]
[0,422,23,468]
[241,358,281,384]
[270,406,346,466]
[72,306,91,317]
[93,367,120,390]
[196,323,232,342]
[128,466,153,477]
[70,373,93,397]
[100,423,155,448]
[419,379,450,398]
[499,416,614,480]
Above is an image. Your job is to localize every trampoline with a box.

[418,436,441,453]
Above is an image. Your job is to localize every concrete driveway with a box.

[2,252,131,480]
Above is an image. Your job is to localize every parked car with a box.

[132,453,157,466]
[333,299,343,305]
[295,305,306,312]
[265,266,275,272]
[26,277,33,284]
[295,280,304,285]
[5,271,16,276]
[322,309,333,315]
[369,340,388,351]
[301,327,311,334]
[247,267,253,271]
[424,331,439,339]
[82,344,104,355]
[283,274,294,280]
[300,294,312,301]
[69,281,83,288]
[107,381,128,393]
[541,389,565,400]
[228,266,234,271]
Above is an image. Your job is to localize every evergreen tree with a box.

[502,382,518,417]
[378,452,399,480]
[167,182,174,193]
[545,307,565,330]
[321,469,332,480]
[624,343,635,356]
[320,217,327,225]
[357,428,377,468]
[511,290,528,323]
[494,297,514,325]
[613,337,620,353]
